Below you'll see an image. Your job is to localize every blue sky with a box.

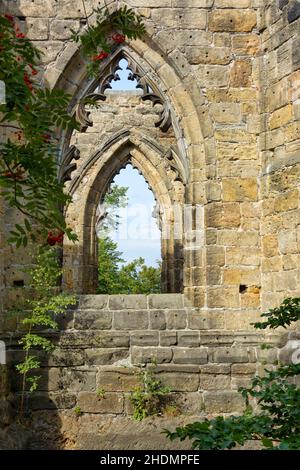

[110,166,161,266]
[110,58,138,91]
[105,61,161,266]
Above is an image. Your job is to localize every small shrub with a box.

[165,298,300,450]
[130,362,172,421]
[74,406,82,416]
[96,388,106,399]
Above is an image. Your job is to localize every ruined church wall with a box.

[0,0,300,449]
[259,1,300,312]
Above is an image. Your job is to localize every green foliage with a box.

[97,235,124,293]
[253,297,300,330]
[74,406,82,416]
[15,246,77,418]
[102,183,128,232]
[165,298,300,450]
[98,236,161,294]
[118,258,162,295]
[96,388,106,399]
[0,15,79,245]
[71,6,146,77]
[0,6,145,245]
[130,363,172,421]
[98,184,161,294]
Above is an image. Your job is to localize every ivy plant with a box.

[165,299,300,450]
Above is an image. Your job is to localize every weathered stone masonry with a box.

[3,294,285,449]
[0,0,300,449]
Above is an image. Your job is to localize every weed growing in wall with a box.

[14,246,77,419]
[130,362,172,421]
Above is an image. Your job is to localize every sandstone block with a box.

[156,366,200,392]
[262,235,278,258]
[213,347,250,363]
[160,332,177,346]
[131,331,159,346]
[232,34,260,55]
[197,65,229,87]
[206,203,241,228]
[188,312,225,330]
[113,311,149,330]
[203,391,245,413]
[95,332,130,348]
[206,246,225,266]
[79,295,108,309]
[55,0,93,18]
[29,392,76,410]
[211,102,242,124]
[177,331,200,347]
[152,9,207,29]
[231,377,252,389]
[59,331,129,349]
[50,20,79,39]
[77,392,123,414]
[207,287,240,309]
[200,374,231,391]
[109,295,147,310]
[85,349,129,366]
[223,178,258,202]
[208,10,257,32]
[223,268,260,286]
[214,0,250,6]
[74,310,112,330]
[148,294,184,309]
[226,247,260,266]
[231,364,256,375]
[172,348,208,365]
[230,59,252,87]
[26,18,49,40]
[275,190,298,212]
[269,104,293,130]
[200,364,231,374]
[186,46,231,65]
[131,347,173,365]
[97,368,139,392]
[166,310,187,330]
[149,311,166,330]
[278,230,298,254]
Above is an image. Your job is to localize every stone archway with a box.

[47,7,211,304]
[63,130,185,294]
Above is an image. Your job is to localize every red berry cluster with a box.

[92,51,109,61]
[4,14,14,23]
[47,231,64,246]
[29,64,38,75]
[14,131,23,141]
[112,33,125,44]
[1,169,25,180]
[23,72,33,91]
[42,133,51,143]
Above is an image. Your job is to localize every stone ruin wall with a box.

[0,0,300,449]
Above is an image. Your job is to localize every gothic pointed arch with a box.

[63,131,184,293]
[52,7,212,303]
